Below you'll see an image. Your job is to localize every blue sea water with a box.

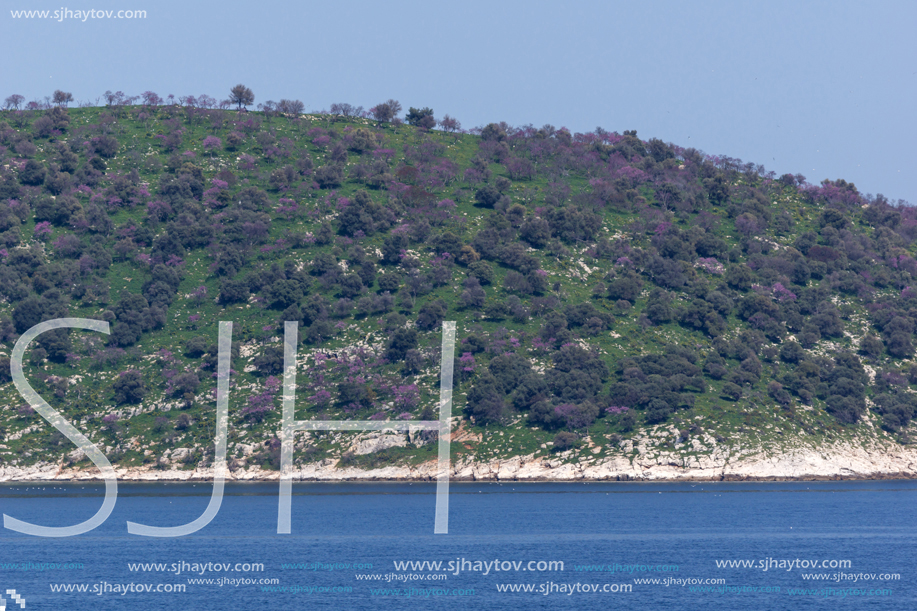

[0,480,914,610]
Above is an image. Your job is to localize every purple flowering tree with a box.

[394,384,420,410]
[310,389,332,408]
[33,221,53,240]
[102,413,121,433]
[242,387,275,423]
[772,283,797,302]
[202,135,221,157]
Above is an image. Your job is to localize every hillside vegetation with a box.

[0,93,915,474]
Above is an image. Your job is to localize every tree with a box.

[554,402,600,430]
[265,279,303,309]
[229,84,255,110]
[439,114,461,134]
[641,397,672,423]
[103,90,126,106]
[465,372,508,424]
[184,336,209,358]
[219,278,249,304]
[202,135,221,157]
[371,99,401,123]
[722,382,743,401]
[52,90,73,107]
[4,94,24,110]
[12,296,45,334]
[859,335,884,360]
[481,123,507,142]
[725,264,754,292]
[253,346,284,375]
[386,328,418,362]
[330,103,364,117]
[337,381,368,406]
[459,278,486,309]
[406,107,435,129]
[416,299,447,331]
[338,190,383,236]
[113,370,146,404]
[141,91,163,106]
[826,394,863,424]
[779,340,805,364]
[474,184,501,208]
[314,164,344,189]
[371,103,394,123]
[552,431,578,451]
[520,217,551,248]
[19,160,46,186]
[171,372,200,397]
[887,333,914,359]
[94,135,119,158]
[277,99,304,114]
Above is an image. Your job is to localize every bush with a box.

[314,164,344,188]
[185,336,209,358]
[465,374,509,424]
[19,160,46,186]
[779,340,805,363]
[474,185,501,208]
[175,413,192,430]
[520,217,551,248]
[171,372,200,397]
[113,370,146,404]
[467,260,494,284]
[253,346,284,375]
[219,279,249,304]
[618,410,637,432]
[416,299,447,331]
[405,107,435,128]
[826,394,863,424]
[338,381,368,406]
[94,135,119,158]
[552,432,578,452]
[377,272,401,292]
[153,416,170,433]
[644,398,673,423]
[386,328,417,362]
[721,382,743,401]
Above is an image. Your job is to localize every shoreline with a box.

[1,473,916,484]
[4,445,917,483]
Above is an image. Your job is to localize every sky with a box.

[2,0,915,203]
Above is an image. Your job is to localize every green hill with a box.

[0,100,914,477]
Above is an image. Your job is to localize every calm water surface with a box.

[0,480,914,609]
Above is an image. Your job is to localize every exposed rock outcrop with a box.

[3,438,917,482]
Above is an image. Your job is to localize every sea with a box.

[0,480,914,609]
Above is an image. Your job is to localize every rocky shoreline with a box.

[3,439,917,483]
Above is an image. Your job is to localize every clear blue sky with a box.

[3,0,915,203]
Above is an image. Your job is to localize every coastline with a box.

[4,438,917,483]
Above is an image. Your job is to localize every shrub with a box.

[386,328,417,362]
[552,432,578,452]
[474,185,501,208]
[113,370,146,404]
[721,382,743,401]
[175,413,192,430]
[314,164,344,188]
[171,372,200,397]
[416,299,447,331]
